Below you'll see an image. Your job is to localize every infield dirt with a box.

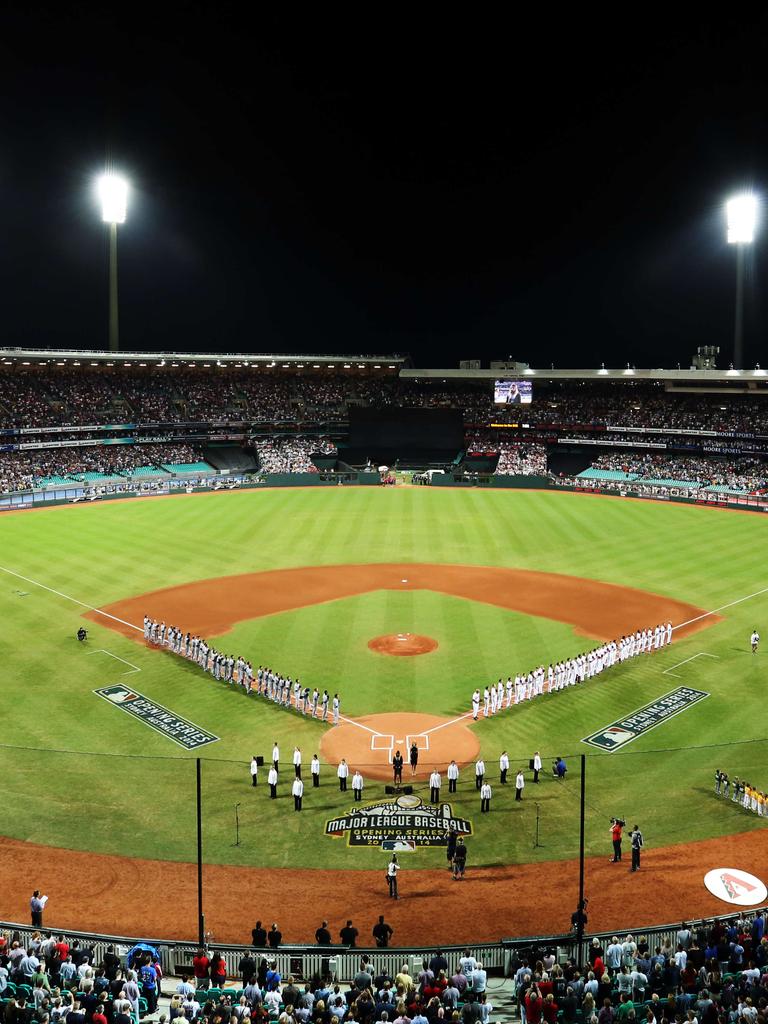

[3,829,766,946]
[92,561,716,643]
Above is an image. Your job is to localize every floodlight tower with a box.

[98,174,128,352]
[726,193,757,369]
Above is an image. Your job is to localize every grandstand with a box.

[2,349,768,507]
[3,347,768,1024]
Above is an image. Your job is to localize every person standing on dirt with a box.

[452,837,467,880]
[609,818,623,862]
[409,742,419,777]
[446,827,458,869]
[372,915,393,947]
[393,750,404,784]
[387,854,400,899]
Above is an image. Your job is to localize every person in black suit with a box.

[251,921,267,947]
[409,742,419,777]
[446,828,458,869]
[103,945,120,982]
[392,750,403,784]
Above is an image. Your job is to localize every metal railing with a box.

[3,905,766,983]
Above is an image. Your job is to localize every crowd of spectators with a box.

[4,368,768,437]
[515,913,768,1024]
[2,911,768,1024]
[0,444,206,492]
[493,443,548,475]
[0,929,162,1024]
[253,439,337,474]
[584,453,768,492]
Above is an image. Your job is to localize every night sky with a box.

[2,8,768,368]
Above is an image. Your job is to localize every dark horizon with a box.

[2,9,768,369]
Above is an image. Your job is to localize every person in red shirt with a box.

[92,1004,108,1024]
[55,936,70,962]
[609,819,623,862]
[542,993,559,1024]
[192,949,210,987]
[209,952,227,989]
[526,983,544,1024]
[593,955,606,979]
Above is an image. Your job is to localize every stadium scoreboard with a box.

[494,379,533,404]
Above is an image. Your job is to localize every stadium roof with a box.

[0,348,407,369]
[401,367,768,386]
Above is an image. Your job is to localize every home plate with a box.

[401,578,408,583]
[396,738,404,743]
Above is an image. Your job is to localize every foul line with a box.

[663,652,719,679]
[674,584,768,630]
[0,565,141,633]
[87,649,141,674]
[338,714,383,737]
[422,710,475,736]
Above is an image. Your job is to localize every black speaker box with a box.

[256,755,265,766]
[385,784,413,795]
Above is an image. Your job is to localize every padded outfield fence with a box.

[3,470,768,514]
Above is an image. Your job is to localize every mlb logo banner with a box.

[583,686,709,750]
[95,685,219,749]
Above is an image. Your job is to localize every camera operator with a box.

[609,817,625,862]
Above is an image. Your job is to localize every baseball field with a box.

[1,486,767,943]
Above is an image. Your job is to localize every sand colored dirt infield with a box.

[3,827,767,946]
[321,712,480,781]
[367,633,438,656]
[92,562,717,643]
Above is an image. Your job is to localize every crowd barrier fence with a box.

[2,905,767,983]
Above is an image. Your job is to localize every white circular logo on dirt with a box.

[704,868,767,906]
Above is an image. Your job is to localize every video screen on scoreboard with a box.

[494,379,532,405]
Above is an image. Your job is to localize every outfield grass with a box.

[1,487,767,872]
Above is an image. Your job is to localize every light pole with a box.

[726,193,757,369]
[98,173,128,352]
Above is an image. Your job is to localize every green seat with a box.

[207,988,221,1000]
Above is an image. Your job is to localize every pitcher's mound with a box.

[368,633,438,656]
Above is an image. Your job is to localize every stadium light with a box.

[98,174,128,224]
[726,192,758,369]
[97,172,129,353]
[726,193,757,244]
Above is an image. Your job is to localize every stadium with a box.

[2,349,767,991]
[3,10,768,1024]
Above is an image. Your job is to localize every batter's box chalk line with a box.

[87,649,142,675]
[371,734,395,750]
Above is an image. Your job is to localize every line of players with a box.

[142,616,341,723]
[471,621,674,718]
[714,770,767,815]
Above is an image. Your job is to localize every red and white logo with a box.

[704,868,767,906]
